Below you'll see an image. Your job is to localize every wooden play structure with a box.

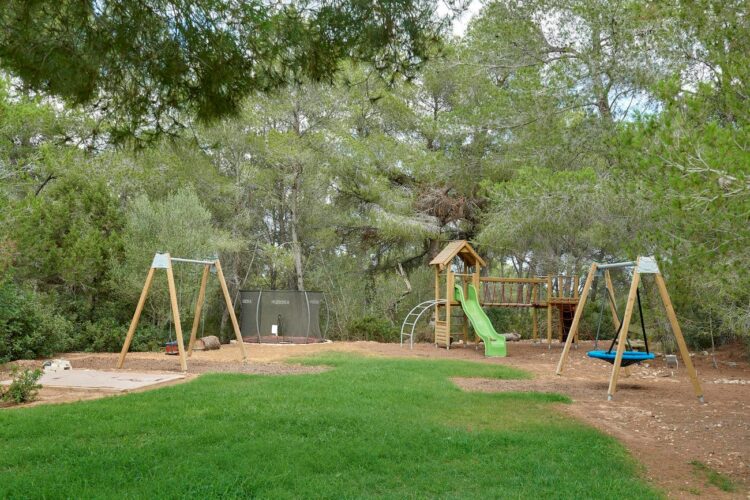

[400,240,581,350]
[555,257,704,402]
[117,253,247,371]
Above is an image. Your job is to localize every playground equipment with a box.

[454,284,506,357]
[117,253,247,371]
[588,275,654,366]
[400,299,446,348]
[405,240,580,355]
[239,290,329,344]
[555,257,704,402]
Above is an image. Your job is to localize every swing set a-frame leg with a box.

[215,260,248,363]
[556,262,598,375]
[117,266,155,369]
[654,273,704,403]
[166,256,188,372]
[188,264,211,357]
[607,270,640,400]
[604,270,621,332]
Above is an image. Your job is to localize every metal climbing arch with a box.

[400,300,445,349]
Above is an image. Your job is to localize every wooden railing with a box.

[477,275,580,307]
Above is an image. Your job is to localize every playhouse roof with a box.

[429,240,486,269]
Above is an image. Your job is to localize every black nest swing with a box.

[587,285,654,367]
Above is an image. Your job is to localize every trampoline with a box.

[239,290,328,344]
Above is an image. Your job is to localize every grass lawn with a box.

[0,354,659,498]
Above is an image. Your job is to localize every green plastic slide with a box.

[454,284,507,357]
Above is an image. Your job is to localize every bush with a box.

[1,367,42,404]
[67,319,165,353]
[347,316,399,343]
[0,281,70,362]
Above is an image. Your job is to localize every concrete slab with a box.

[34,370,185,391]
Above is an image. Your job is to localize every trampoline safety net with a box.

[239,290,326,344]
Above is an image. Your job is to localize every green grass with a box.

[0,354,660,499]
[690,460,737,492]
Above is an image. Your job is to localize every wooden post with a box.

[531,284,538,342]
[445,270,454,350]
[462,278,468,345]
[546,276,553,348]
[188,264,211,356]
[215,259,248,363]
[654,273,704,402]
[556,263,597,374]
[473,268,480,344]
[166,255,188,372]
[573,275,580,300]
[434,266,441,343]
[607,268,641,399]
[557,305,563,341]
[434,266,441,304]
[604,270,621,331]
[117,266,155,369]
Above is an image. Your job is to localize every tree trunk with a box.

[290,168,305,291]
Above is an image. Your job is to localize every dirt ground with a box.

[2,340,748,498]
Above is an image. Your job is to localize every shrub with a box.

[0,281,65,362]
[347,316,399,343]
[68,319,163,353]
[1,367,42,404]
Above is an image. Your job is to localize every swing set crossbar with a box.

[170,257,216,265]
[596,261,637,270]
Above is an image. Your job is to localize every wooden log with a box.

[193,335,221,351]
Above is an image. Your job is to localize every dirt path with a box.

[3,340,748,498]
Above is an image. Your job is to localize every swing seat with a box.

[587,350,655,367]
[165,341,180,355]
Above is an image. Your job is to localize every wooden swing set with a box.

[116,253,247,372]
[555,256,704,402]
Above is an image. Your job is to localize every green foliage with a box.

[112,187,239,328]
[0,355,658,498]
[690,460,737,493]
[1,0,749,356]
[0,281,71,363]
[478,168,644,274]
[1,367,42,404]
[0,1,461,141]
[10,166,124,299]
[347,316,399,343]
[75,319,129,353]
